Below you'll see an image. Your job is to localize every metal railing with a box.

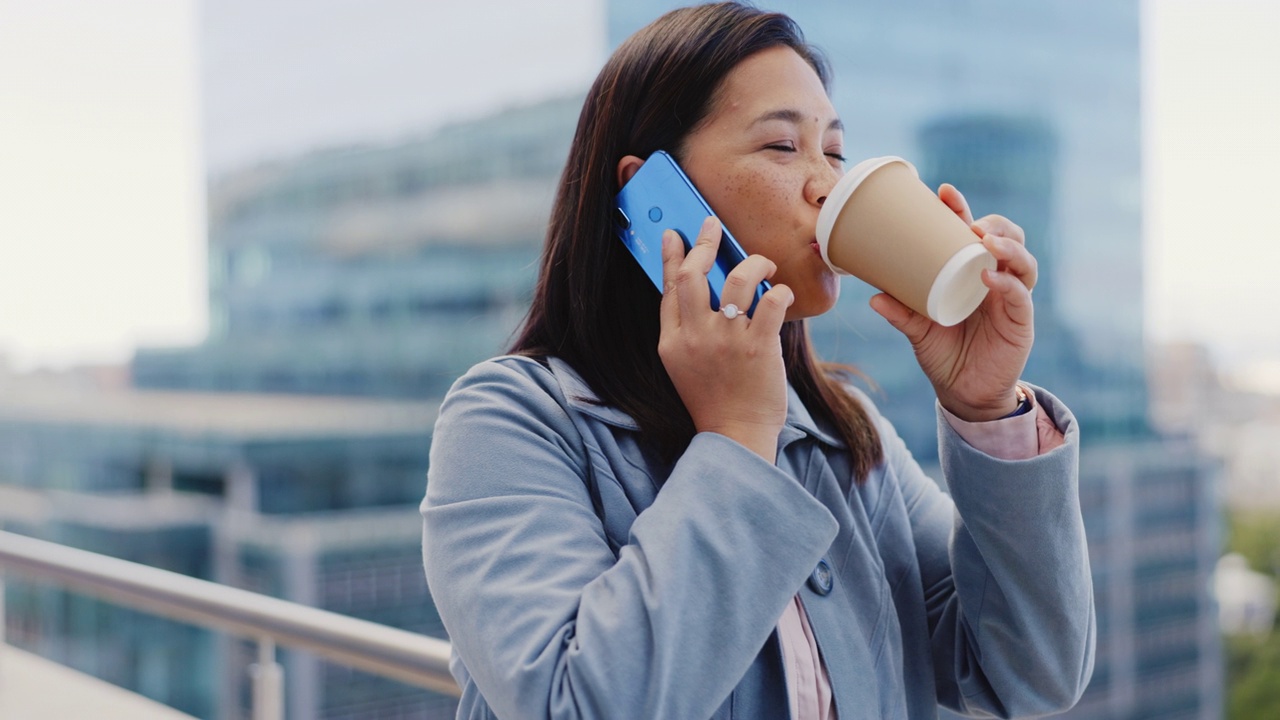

[0,530,459,719]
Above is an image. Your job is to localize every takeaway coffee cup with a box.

[816,156,996,327]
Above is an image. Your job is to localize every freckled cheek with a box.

[734,188,794,255]
[708,171,800,259]
[720,203,772,257]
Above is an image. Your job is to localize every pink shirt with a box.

[777,390,1065,720]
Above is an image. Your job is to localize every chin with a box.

[785,284,840,321]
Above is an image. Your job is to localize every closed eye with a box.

[765,143,796,152]
[826,152,847,163]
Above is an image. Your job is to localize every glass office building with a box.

[134,96,579,400]
[0,375,451,718]
[3,93,585,719]
[1,97,580,720]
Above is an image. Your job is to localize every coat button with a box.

[808,558,833,596]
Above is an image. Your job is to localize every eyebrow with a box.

[750,108,843,132]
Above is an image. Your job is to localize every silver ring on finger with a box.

[720,303,745,319]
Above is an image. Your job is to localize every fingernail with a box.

[702,216,718,233]
[662,229,676,250]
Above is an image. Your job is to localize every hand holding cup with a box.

[816,158,1037,421]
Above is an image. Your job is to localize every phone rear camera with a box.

[615,208,631,229]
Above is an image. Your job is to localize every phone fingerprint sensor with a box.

[648,207,663,222]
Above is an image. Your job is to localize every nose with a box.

[805,160,842,209]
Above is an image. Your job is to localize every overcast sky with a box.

[200,0,606,175]
[0,0,1277,376]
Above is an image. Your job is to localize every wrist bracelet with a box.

[1000,385,1032,419]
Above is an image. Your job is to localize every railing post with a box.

[249,636,284,720]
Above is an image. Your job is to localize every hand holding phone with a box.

[613,151,770,316]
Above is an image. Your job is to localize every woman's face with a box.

[680,45,846,321]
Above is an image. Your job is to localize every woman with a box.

[421,4,1094,719]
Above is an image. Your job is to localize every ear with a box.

[616,154,645,188]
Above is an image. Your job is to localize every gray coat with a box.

[421,355,1094,719]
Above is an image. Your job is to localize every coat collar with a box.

[547,357,844,449]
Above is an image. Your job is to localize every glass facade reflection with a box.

[0,382,446,718]
[3,98,573,719]
[134,96,578,399]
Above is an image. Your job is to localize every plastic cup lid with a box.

[926,242,996,326]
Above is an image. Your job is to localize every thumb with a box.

[870,293,933,344]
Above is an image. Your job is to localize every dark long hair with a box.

[511,2,883,480]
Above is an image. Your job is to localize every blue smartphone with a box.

[613,150,770,316]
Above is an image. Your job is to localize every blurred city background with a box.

[1,0,1277,718]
